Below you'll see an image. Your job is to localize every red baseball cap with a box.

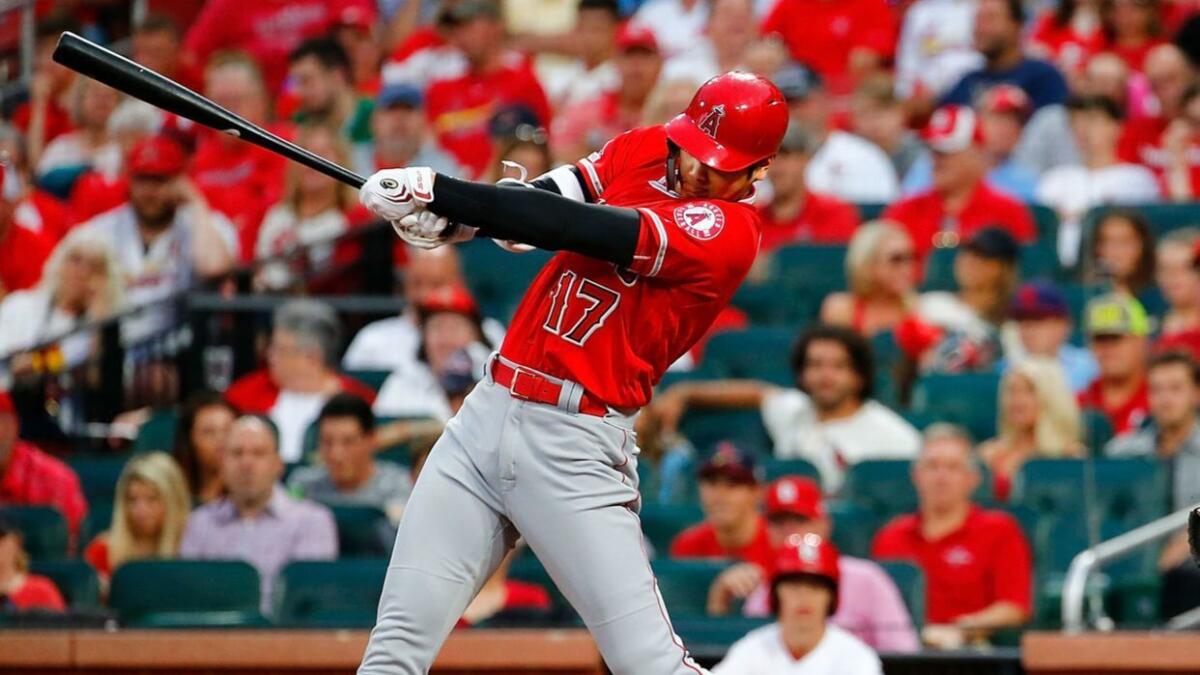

[979,84,1032,121]
[128,136,186,177]
[764,476,824,520]
[0,389,13,415]
[921,105,984,154]
[417,285,480,318]
[616,23,659,53]
[697,442,760,485]
[770,533,841,614]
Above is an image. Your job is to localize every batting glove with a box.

[394,210,477,250]
[358,167,436,222]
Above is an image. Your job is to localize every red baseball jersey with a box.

[499,125,762,409]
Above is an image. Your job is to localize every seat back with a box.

[133,409,178,453]
[30,559,101,609]
[678,408,772,456]
[109,560,261,627]
[911,373,1002,441]
[638,503,705,555]
[275,559,387,627]
[878,560,926,627]
[328,504,394,558]
[700,328,797,387]
[650,559,731,618]
[2,506,68,559]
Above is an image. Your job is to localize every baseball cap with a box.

[921,105,984,153]
[377,83,423,109]
[1010,281,1070,320]
[417,285,480,319]
[764,476,824,520]
[697,442,759,485]
[445,0,501,23]
[771,533,841,614]
[128,136,186,177]
[773,63,823,101]
[1085,294,1151,338]
[962,227,1020,263]
[979,84,1032,121]
[615,23,658,53]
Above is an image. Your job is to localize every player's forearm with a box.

[428,175,639,266]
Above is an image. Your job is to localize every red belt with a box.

[490,359,611,417]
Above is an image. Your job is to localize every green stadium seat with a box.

[856,203,887,222]
[1081,409,1115,452]
[343,369,391,393]
[870,331,903,410]
[274,559,386,627]
[700,328,797,387]
[133,408,178,454]
[827,501,878,559]
[843,460,916,519]
[30,559,100,609]
[109,560,264,627]
[1020,242,1061,282]
[910,372,1001,441]
[677,408,772,456]
[2,506,68,559]
[670,616,772,651]
[878,560,925,627]
[327,504,394,558]
[457,239,553,320]
[1011,458,1169,531]
[1083,203,1200,239]
[640,503,705,555]
[1030,204,1060,244]
[81,501,114,551]
[773,245,849,322]
[732,282,803,326]
[921,248,957,292]
[761,457,820,483]
[650,559,731,617]
[67,455,128,507]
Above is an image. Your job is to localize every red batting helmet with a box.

[769,533,841,616]
[664,71,788,172]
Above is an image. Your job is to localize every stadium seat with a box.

[856,203,887,222]
[274,559,387,627]
[1011,458,1168,531]
[700,328,797,387]
[343,369,391,393]
[457,239,553,320]
[327,504,394,558]
[650,559,731,617]
[827,501,878,559]
[761,457,820,483]
[81,501,114,550]
[2,506,68,559]
[842,460,916,519]
[910,372,1001,441]
[773,245,849,313]
[670,616,772,651]
[878,560,925,627]
[677,408,773,456]
[1081,409,1115,452]
[109,560,264,627]
[732,282,804,326]
[870,331,903,409]
[639,503,705,555]
[132,408,178,454]
[1083,203,1200,240]
[921,248,957,292]
[1029,204,1060,244]
[67,455,127,508]
[30,559,100,609]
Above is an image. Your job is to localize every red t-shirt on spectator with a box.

[882,181,1036,263]
[1110,39,1168,73]
[871,506,1033,624]
[757,192,861,251]
[11,101,73,147]
[454,580,553,628]
[1119,117,1200,197]
[1077,377,1150,435]
[0,225,52,295]
[669,516,775,570]
[761,0,898,93]
[83,535,112,581]
[0,440,88,540]
[225,369,377,413]
[425,54,552,179]
[6,574,66,612]
[190,129,290,260]
[1028,11,1107,73]
[15,190,72,245]
[68,173,129,225]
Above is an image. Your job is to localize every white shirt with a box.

[372,359,454,422]
[0,289,89,364]
[1036,163,1162,265]
[270,389,329,463]
[761,389,920,492]
[806,131,900,204]
[630,0,709,59]
[552,60,622,108]
[254,205,352,290]
[916,291,993,342]
[341,312,507,372]
[895,0,983,98]
[36,132,121,179]
[714,623,883,675]
[661,42,721,86]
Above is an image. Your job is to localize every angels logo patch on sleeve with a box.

[673,202,726,240]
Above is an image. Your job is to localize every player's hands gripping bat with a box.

[360,168,476,249]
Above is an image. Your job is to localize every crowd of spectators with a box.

[1,0,1200,668]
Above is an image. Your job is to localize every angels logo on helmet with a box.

[673,202,726,240]
[697,104,726,139]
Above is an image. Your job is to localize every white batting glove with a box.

[394,210,477,249]
[359,167,436,222]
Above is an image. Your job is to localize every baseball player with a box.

[355,72,787,674]
[714,534,883,675]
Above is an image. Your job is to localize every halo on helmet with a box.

[665,113,763,173]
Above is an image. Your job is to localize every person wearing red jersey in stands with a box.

[670,443,774,569]
[424,0,552,179]
[14,16,77,169]
[381,1,469,90]
[68,99,165,224]
[1078,294,1153,434]
[1030,0,1108,77]
[330,5,384,97]
[761,0,898,94]
[1119,44,1197,184]
[0,165,53,302]
[1162,83,1200,201]
[757,126,860,251]
[0,124,70,246]
[132,15,203,93]
[0,513,66,613]
[884,105,1035,265]
[1102,0,1169,73]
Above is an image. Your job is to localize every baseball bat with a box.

[52,31,366,189]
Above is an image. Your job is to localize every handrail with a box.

[1062,504,1194,633]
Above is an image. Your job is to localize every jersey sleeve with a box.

[629,200,760,286]
[573,128,645,201]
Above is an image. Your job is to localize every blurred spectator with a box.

[940,0,1069,111]
[1086,208,1160,305]
[190,52,289,257]
[655,326,920,492]
[1118,45,1197,190]
[1162,82,1200,201]
[76,136,238,307]
[552,25,663,164]
[978,359,1084,502]
[288,394,413,525]
[709,476,920,652]
[661,0,756,84]
[776,64,900,203]
[1103,0,1169,73]
[83,452,190,590]
[370,83,464,176]
[1001,281,1099,394]
[851,75,924,183]
[180,415,337,613]
[0,390,87,540]
[641,77,710,127]
[376,287,493,421]
[1104,350,1200,616]
[0,229,124,367]
[669,444,774,569]
[343,247,506,372]
[1029,0,1107,76]
[756,126,861,250]
[761,0,897,95]
[0,168,53,302]
[132,14,203,92]
[895,0,984,101]
[183,0,376,93]
[226,299,376,463]
[380,4,469,90]
[872,424,1032,649]
[1155,230,1200,353]
[287,38,375,153]
[713,534,883,675]
[490,124,552,183]
[884,106,1035,263]
[0,512,65,613]
[331,6,385,96]
[35,77,122,200]
[254,124,368,292]
[0,124,71,246]
[1078,294,1152,434]
[425,0,552,179]
[14,15,78,169]
[629,0,708,59]
[1039,96,1162,264]
[67,100,165,224]
[821,221,919,338]
[522,0,621,106]
[173,390,237,505]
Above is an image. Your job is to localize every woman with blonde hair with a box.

[820,220,918,337]
[979,358,1084,502]
[84,452,191,590]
